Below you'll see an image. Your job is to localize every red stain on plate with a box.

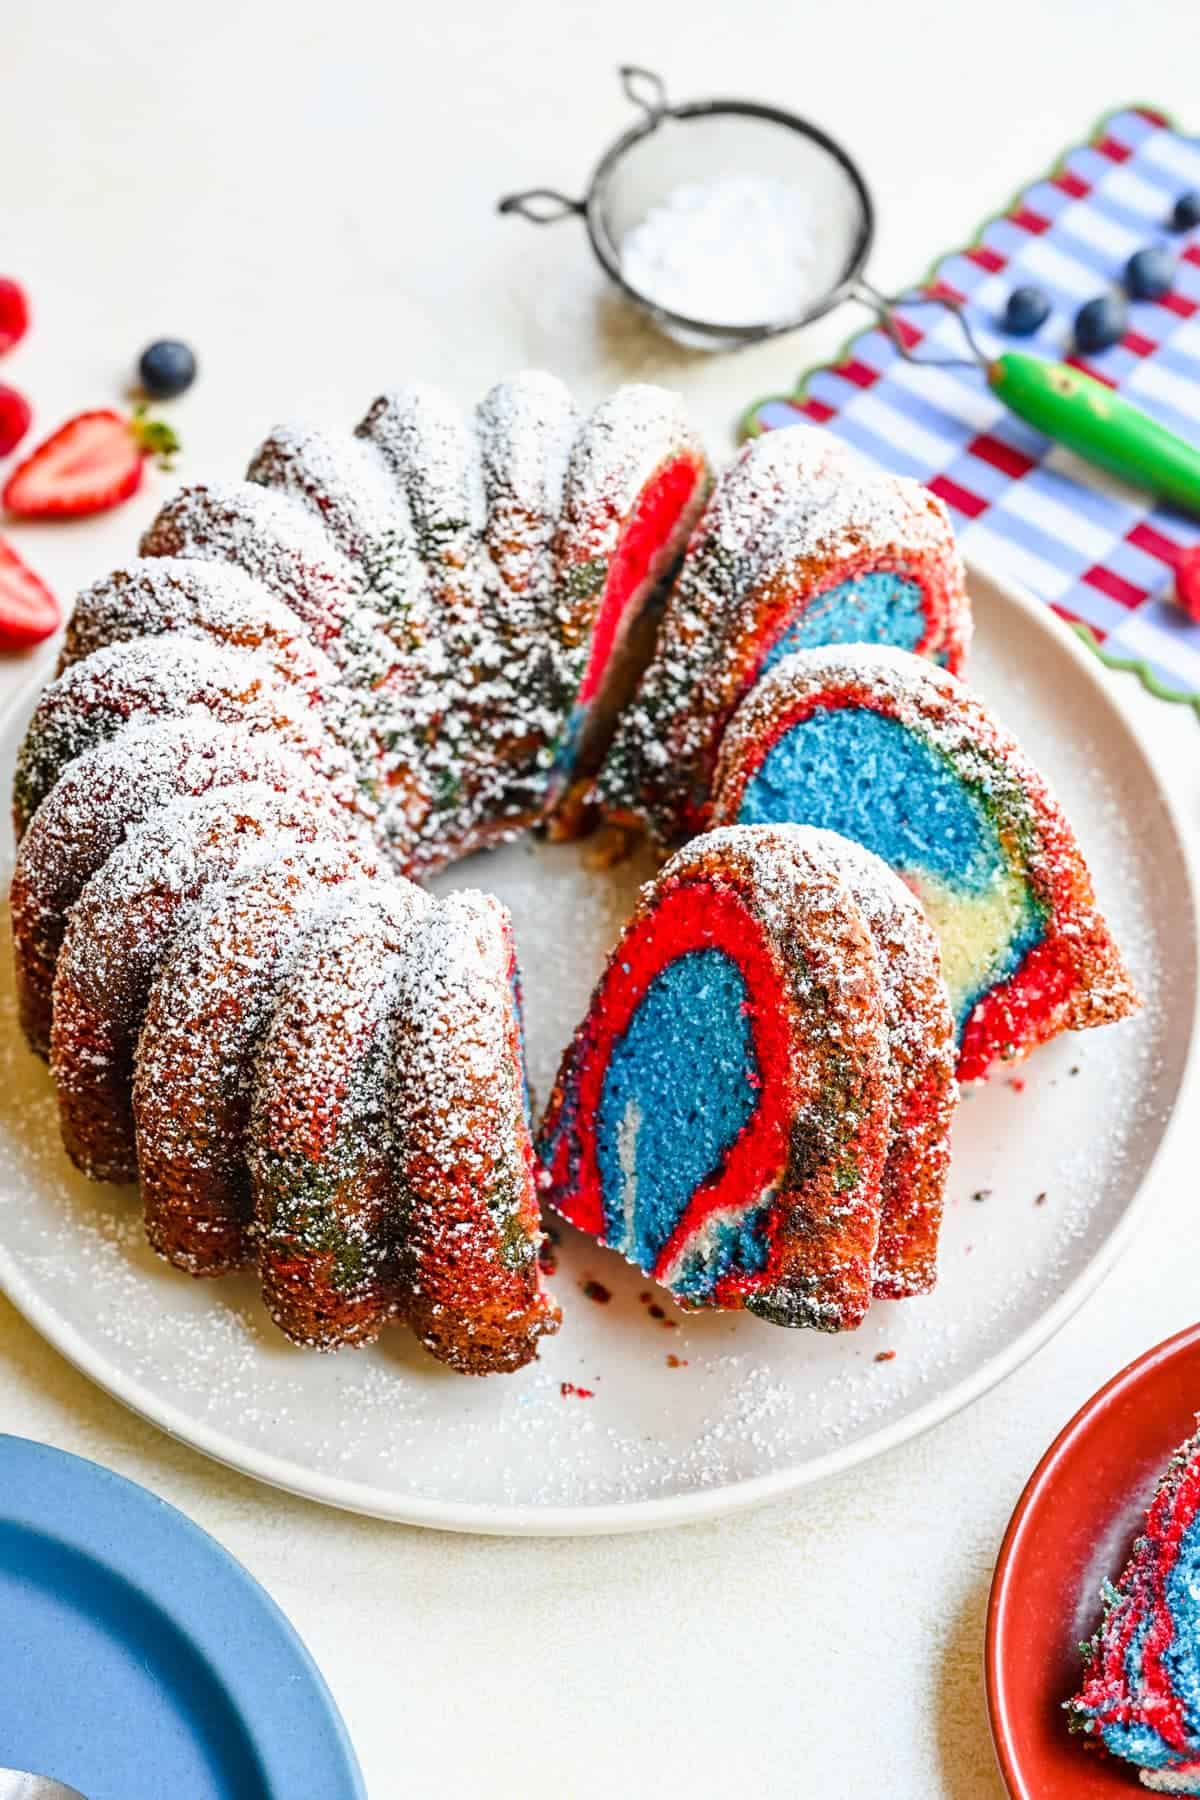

[987,1322,1200,1796]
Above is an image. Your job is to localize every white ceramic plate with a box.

[0,567,1194,1535]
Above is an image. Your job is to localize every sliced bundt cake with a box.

[599,425,970,845]
[536,823,955,1329]
[709,644,1139,1080]
[10,371,715,1373]
[7,372,1138,1368]
[1068,1425,1200,1791]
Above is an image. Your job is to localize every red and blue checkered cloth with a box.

[744,106,1200,711]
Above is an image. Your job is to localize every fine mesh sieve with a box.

[498,66,877,350]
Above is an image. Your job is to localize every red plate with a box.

[987,1322,1200,1796]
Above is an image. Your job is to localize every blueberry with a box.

[1074,292,1127,354]
[1170,190,1200,232]
[1002,285,1051,336]
[1125,246,1175,300]
[138,339,197,399]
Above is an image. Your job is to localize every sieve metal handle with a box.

[498,66,671,228]
[617,65,669,123]
[496,188,585,225]
[849,277,987,371]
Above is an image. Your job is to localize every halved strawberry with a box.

[0,279,30,357]
[0,535,60,648]
[0,384,31,457]
[2,408,179,520]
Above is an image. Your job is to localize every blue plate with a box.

[0,1435,365,1800]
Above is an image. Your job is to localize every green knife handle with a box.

[988,350,1200,517]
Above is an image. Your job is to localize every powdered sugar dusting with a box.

[10,719,352,1056]
[14,633,365,832]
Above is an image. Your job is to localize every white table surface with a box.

[4,2,1199,1794]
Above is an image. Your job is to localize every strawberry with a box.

[2,407,179,520]
[1175,545,1200,625]
[0,279,30,356]
[0,384,32,457]
[0,535,60,647]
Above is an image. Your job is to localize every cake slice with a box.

[599,426,969,844]
[710,645,1138,1081]
[544,384,709,811]
[799,828,956,1299]
[391,890,563,1373]
[537,824,898,1329]
[1067,1425,1200,1792]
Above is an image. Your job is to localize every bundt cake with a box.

[536,824,955,1329]
[709,644,1139,1082]
[8,373,1138,1362]
[1067,1425,1200,1791]
[599,425,971,846]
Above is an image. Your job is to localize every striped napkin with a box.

[743,106,1200,715]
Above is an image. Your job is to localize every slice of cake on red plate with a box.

[1067,1425,1200,1791]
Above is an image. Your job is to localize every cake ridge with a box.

[135,835,381,1278]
